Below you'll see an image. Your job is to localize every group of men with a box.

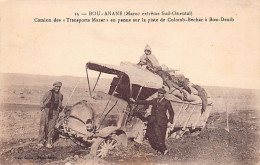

[38,82,172,156]
[37,45,208,156]
[131,44,209,155]
[137,45,208,113]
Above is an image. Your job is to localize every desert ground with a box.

[0,73,260,165]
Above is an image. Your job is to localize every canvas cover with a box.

[86,61,163,89]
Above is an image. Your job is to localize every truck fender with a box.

[113,131,127,147]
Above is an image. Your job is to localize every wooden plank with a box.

[169,100,212,129]
[196,105,213,128]
[174,103,190,127]
[186,105,201,128]
[192,108,203,129]
[182,105,196,129]
[172,102,185,128]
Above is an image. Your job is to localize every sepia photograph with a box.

[0,0,260,164]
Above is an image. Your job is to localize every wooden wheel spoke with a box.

[94,137,119,158]
[97,152,103,158]
[110,140,117,148]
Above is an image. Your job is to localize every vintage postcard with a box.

[0,0,259,164]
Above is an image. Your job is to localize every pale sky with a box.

[0,0,260,89]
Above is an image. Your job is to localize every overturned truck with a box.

[56,61,213,158]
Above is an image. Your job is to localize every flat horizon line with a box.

[1,72,259,90]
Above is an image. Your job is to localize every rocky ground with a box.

[1,107,259,165]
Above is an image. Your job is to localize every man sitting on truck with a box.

[138,44,160,68]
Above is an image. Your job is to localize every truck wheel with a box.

[90,137,118,158]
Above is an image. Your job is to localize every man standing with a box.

[38,81,63,148]
[130,88,174,155]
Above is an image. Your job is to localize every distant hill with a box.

[0,73,113,106]
[0,73,112,88]
[1,73,259,113]
[1,73,259,93]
